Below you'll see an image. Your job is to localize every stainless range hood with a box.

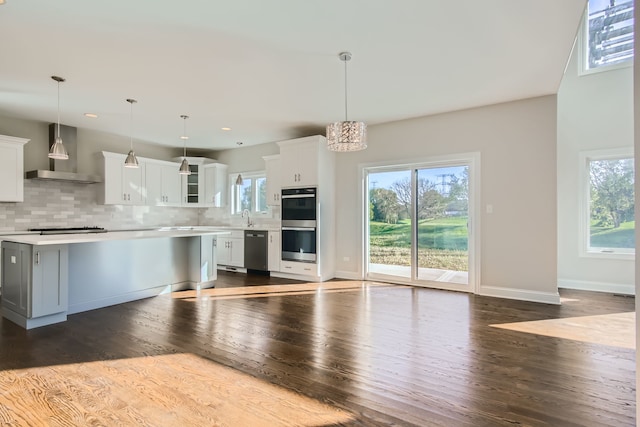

[25,124,102,184]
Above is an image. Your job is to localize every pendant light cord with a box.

[344,56,349,122]
[56,80,61,138]
[183,116,187,157]
[129,100,134,150]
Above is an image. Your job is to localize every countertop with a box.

[0,228,232,246]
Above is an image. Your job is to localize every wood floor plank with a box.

[0,273,635,426]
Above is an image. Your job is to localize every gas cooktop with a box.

[29,226,108,235]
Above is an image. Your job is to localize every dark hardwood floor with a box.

[0,271,635,426]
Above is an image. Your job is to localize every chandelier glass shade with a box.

[326,51,367,152]
[326,121,367,152]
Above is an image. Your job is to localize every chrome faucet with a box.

[242,209,253,227]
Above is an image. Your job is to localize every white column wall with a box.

[557,34,635,294]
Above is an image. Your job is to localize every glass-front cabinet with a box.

[186,164,200,204]
[174,157,228,207]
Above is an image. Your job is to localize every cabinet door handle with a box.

[123,193,126,201]
[35,251,40,265]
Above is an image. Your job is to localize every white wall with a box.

[557,38,635,294]
[334,96,559,303]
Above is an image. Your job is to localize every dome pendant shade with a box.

[48,136,69,159]
[179,158,191,175]
[49,76,69,160]
[123,98,139,168]
[124,150,139,168]
[326,121,367,152]
[178,115,191,175]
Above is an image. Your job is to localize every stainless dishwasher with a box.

[244,230,268,272]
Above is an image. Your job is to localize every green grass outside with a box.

[590,220,635,248]
[369,216,468,271]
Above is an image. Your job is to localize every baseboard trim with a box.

[68,284,175,315]
[479,285,561,305]
[334,270,363,280]
[558,278,635,295]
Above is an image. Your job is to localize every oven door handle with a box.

[282,227,315,231]
[281,194,315,199]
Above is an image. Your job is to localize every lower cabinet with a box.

[280,260,317,277]
[1,242,68,326]
[268,231,280,272]
[188,235,217,288]
[216,231,244,268]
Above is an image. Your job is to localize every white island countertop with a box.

[0,228,231,246]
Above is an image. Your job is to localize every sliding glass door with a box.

[365,156,477,293]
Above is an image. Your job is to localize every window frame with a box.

[577,0,634,76]
[229,170,268,216]
[579,147,635,260]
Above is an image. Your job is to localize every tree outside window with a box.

[587,155,635,254]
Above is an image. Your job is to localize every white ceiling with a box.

[0,0,586,150]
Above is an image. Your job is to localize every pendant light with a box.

[235,142,243,185]
[326,51,367,152]
[178,115,191,175]
[124,98,139,168]
[49,76,69,160]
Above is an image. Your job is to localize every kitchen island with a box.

[0,228,230,329]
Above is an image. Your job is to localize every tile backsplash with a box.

[0,180,200,231]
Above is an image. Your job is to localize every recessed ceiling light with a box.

[84,113,98,118]
[221,127,231,131]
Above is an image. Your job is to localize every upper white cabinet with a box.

[99,153,226,207]
[203,163,228,207]
[277,136,326,188]
[263,155,281,205]
[172,157,225,207]
[100,152,145,205]
[0,135,28,202]
[145,160,182,206]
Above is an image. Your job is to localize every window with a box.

[583,0,634,72]
[230,172,267,215]
[580,149,635,258]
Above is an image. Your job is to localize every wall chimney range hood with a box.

[25,124,102,184]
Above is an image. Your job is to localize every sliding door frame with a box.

[361,152,481,294]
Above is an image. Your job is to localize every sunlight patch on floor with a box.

[490,312,635,349]
[171,280,399,301]
[0,353,353,426]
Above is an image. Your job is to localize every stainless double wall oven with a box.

[281,187,317,263]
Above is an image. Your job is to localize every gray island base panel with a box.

[0,229,229,329]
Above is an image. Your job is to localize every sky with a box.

[369,166,467,193]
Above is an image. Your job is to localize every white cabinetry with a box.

[203,163,228,207]
[145,160,182,206]
[0,135,28,202]
[188,235,217,288]
[278,137,321,188]
[216,230,244,268]
[1,242,69,329]
[263,155,281,205]
[280,260,317,276]
[172,157,225,207]
[274,135,336,281]
[268,231,280,272]
[100,152,145,205]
